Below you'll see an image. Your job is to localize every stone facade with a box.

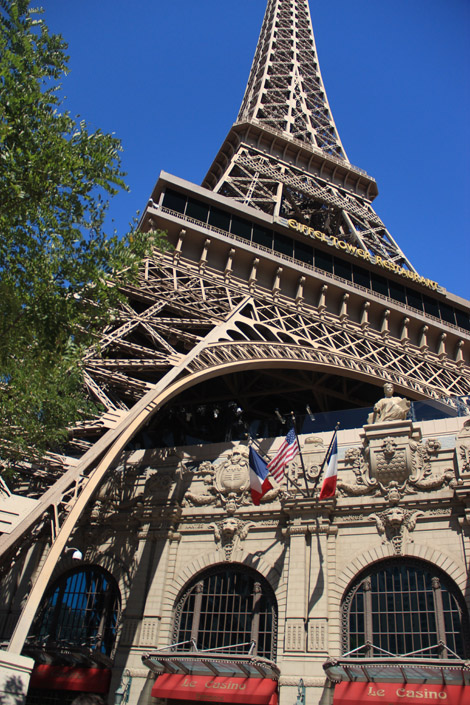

[2,415,467,704]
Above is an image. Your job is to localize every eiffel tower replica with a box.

[1,0,470,684]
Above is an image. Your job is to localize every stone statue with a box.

[368,383,410,424]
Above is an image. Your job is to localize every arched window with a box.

[30,566,120,657]
[173,565,277,661]
[342,559,469,658]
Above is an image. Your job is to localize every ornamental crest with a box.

[214,447,250,495]
[183,447,281,509]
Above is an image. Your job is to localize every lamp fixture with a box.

[66,547,83,561]
[114,669,132,705]
[296,677,305,705]
[306,405,315,422]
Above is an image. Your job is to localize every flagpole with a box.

[290,412,310,497]
[247,433,308,498]
[312,422,340,494]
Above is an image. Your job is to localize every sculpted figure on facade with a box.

[337,431,457,499]
[367,383,410,424]
[456,419,470,477]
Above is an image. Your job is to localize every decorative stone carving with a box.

[183,448,282,509]
[369,433,411,484]
[285,618,305,652]
[338,421,457,501]
[456,419,470,477]
[370,505,423,554]
[210,515,254,560]
[337,446,377,496]
[214,448,251,496]
[181,461,219,507]
[308,618,327,652]
[367,383,410,424]
[290,436,324,488]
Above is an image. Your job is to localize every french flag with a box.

[249,447,273,506]
[319,432,338,500]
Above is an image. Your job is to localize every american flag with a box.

[267,428,299,482]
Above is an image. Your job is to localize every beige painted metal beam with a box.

[7,297,252,655]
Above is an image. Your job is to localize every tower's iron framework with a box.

[2,0,469,659]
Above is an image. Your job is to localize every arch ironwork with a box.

[341,558,470,659]
[172,564,278,661]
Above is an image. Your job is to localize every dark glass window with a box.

[334,258,352,281]
[162,188,186,214]
[423,295,440,319]
[208,206,231,232]
[274,232,294,257]
[406,287,423,311]
[30,567,120,656]
[231,216,252,241]
[174,566,277,660]
[186,198,209,223]
[252,225,272,248]
[439,302,455,325]
[294,239,314,265]
[315,249,333,273]
[352,265,370,289]
[343,560,468,658]
[389,281,407,304]
[456,309,470,331]
[370,272,388,297]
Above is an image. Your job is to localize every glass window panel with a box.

[334,257,352,281]
[389,281,406,304]
[371,272,388,296]
[344,561,468,659]
[274,231,294,257]
[232,216,252,241]
[30,568,120,656]
[352,264,370,289]
[406,287,423,311]
[315,249,333,273]
[456,309,470,331]
[422,294,440,318]
[175,567,276,660]
[294,239,313,264]
[208,206,231,231]
[186,197,209,223]
[252,225,272,247]
[439,302,455,325]
[162,188,187,214]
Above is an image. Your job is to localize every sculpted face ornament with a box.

[370,504,423,555]
[211,515,254,560]
[221,517,238,539]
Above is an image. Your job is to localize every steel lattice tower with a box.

[2,0,470,661]
[203,0,413,269]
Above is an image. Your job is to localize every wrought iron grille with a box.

[173,566,277,660]
[30,566,120,656]
[342,560,469,658]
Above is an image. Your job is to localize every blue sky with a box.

[42,0,469,300]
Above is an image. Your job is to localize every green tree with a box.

[0,0,164,468]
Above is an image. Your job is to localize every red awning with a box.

[152,673,278,704]
[333,681,469,705]
[30,665,111,693]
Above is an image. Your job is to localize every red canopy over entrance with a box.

[333,681,469,705]
[152,673,278,704]
[30,665,111,693]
